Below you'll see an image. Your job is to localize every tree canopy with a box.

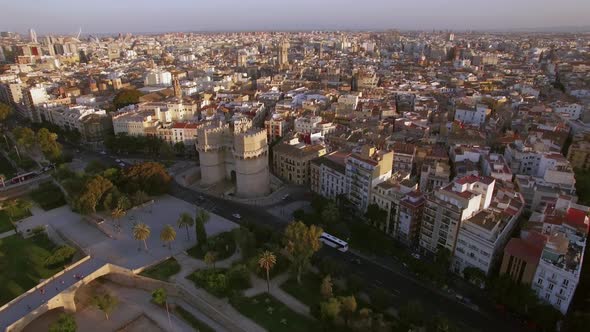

[112,89,142,110]
[0,102,13,122]
[283,220,323,284]
[120,162,171,195]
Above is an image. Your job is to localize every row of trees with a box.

[104,133,185,158]
[58,161,170,215]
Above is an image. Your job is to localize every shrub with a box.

[227,264,251,290]
[45,245,76,267]
[189,269,229,297]
[30,182,66,210]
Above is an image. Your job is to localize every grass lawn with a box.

[174,305,216,332]
[230,294,320,332]
[0,234,69,306]
[0,211,15,233]
[140,257,181,281]
[0,154,16,179]
[187,231,236,260]
[280,273,323,307]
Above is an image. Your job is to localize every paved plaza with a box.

[15,194,239,270]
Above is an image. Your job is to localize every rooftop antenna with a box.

[76,27,82,39]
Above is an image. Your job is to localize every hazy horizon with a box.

[1,0,589,35]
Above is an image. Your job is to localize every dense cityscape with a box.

[0,11,590,332]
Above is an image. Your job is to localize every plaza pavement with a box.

[15,195,238,270]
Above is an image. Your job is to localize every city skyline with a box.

[1,0,589,34]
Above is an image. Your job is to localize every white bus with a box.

[320,232,349,252]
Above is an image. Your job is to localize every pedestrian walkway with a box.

[243,273,312,318]
[0,229,16,239]
[0,257,107,331]
[171,251,266,332]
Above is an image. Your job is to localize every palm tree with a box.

[132,222,151,251]
[176,212,194,241]
[111,207,126,230]
[258,251,277,293]
[195,208,210,247]
[160,225,176,249]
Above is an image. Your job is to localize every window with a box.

[548,284,554,291]
[537,278,543,285]
[557,299,562,306]
[545,293,550,300]
[563,279,569,287]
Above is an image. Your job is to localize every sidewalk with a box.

[0,229,16,239]
[243,273,312,318]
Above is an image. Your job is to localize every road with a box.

[75,148,521,332]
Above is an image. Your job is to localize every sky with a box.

[1,0,589,34]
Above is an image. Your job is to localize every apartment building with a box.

[567,132,590,171]
[453,182,524,275]
[310,151,348,200]
[371,173,421,241]
[264,114,289,141]
[529,200,589,314]
[345,145,393,212]
[420,175,495,254]
[482,153,513,182]
[272,138,327,185]
[454,104,489,126]
[500,232,547,285]
[419,160,451,192]
[391,142,416,174]
[41,104,112,143]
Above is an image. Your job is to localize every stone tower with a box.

[196,117,270,198]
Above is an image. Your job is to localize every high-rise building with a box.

[278,40,289,68]
[420,175,496,254]
[28,28,37,43]
[345,145,393,212]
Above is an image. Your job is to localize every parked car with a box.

[232,213,242,219]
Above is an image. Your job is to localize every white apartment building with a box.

[112,105,159,136]
[482,153,513,182]
[530,200,589,314]
[310,151,349,200]
[454,104,489,126]
[453,183,524,275]
[345,146,393,212]
[295,115,322,133]
[551,102,583,120]
[40,104,112,142]
[420,175,496,254]
[144,69,172,86]
[338,94,359,110]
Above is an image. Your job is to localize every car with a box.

[115,159,122,163]
[99,151,107,155]
[118,162,126,168]
[411,253,421,260]
[232,213,242,219]
[282,194,290,200]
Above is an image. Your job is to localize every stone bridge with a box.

[0,256,131,332]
